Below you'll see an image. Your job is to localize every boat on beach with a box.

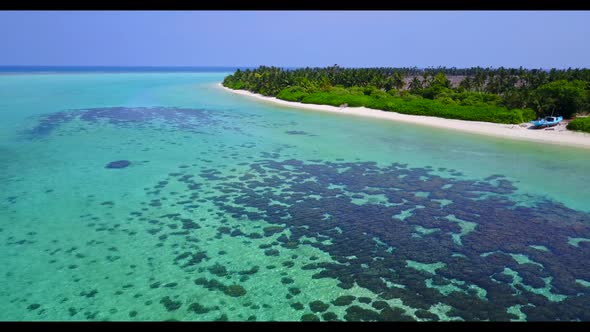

[531,116,563,128]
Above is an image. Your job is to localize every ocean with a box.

[1,70,589,321]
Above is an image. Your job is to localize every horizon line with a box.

[1,65,588,71]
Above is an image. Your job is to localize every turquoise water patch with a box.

[529,245,550,252]
[568,237,590,247]
[406,261,446,274]
[444,214,478,246]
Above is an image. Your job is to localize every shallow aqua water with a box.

[1,72,589,321]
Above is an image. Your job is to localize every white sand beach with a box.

[219,84,590,149]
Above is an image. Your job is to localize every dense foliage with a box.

[223,65,590,123]
[567,117,590,133]
[275,86,534,124]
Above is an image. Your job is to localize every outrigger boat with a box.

[531,116,563,128]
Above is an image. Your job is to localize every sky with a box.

[0,11,589,68]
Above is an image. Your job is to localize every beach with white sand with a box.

[220,84,590,149]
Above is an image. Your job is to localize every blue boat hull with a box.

[531,116,563,128]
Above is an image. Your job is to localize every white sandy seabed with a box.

[218,83,590,150]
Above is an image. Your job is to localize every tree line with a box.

[223,65,590,119]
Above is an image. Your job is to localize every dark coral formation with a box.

[332,296,356,306]
[159,296,182,312]
[105,160,130,169]
[22,106,230,139]
[300,313,320,321]
[285,130,317,137]
[322,312,339,321]
[291,302,304,311]
[224,284,247,297]
[196,158,590,321]
[188,302,211,314]
[309,300,330,313]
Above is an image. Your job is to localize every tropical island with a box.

[222,66,590,144]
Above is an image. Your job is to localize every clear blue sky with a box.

[1,11,589,68]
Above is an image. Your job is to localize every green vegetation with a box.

[533,80,588,119]
[223,66,590,124]
[567,117,590,133]
[276,86,533,123]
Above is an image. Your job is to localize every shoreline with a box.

[218,83,590,150]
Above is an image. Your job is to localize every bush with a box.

[363,85,381,96]
[348,86,366,96]
[387,89,401,97]
[369,89,390,99]
[521,108,537,122]
[567,117,590,133]
[276,86,309,102]
[300,92,374,107]
[435,96,457,105]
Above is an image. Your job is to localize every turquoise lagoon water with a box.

[1,72,589,321]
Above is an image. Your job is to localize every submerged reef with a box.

[6,136,590,320]
[195,158,590,321]
[22,107,228,139]
[105,160,130,169]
